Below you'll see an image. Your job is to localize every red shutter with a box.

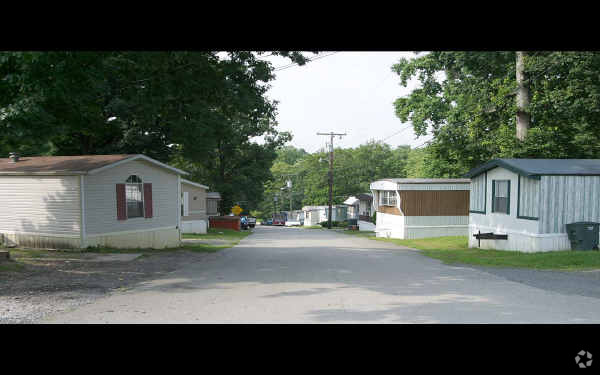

[144,183,153,218]
[116,184,127,220]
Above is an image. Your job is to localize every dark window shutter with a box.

[144,183,153,218]
[116,184,127,220]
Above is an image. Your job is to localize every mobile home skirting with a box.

[376,212,468,239]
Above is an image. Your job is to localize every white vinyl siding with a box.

[207,199,219,215]
[518,175,540,219]
[469,173,486,213]
[84,159,179,235]
[181,183,208,221]
[0,175,81,236]
[183,191,189,217]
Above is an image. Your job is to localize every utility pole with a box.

[516,51,530,141]
[317,131,347,229]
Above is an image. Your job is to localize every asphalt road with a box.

[44,226,600,323]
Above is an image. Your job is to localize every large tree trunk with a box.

[516,51,530,141]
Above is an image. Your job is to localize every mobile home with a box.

[466,159,600,252]
[370,178,470,239]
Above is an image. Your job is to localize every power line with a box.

[273,52,338,72]
[380,124,412,143]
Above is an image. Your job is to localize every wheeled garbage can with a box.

[566,222,600,251]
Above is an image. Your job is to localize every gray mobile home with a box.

[466,159,600,252]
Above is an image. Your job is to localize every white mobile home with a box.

[466,159,600,252]
[370,178,470,239]
[302,205,348,226]
[0,154,187,249]
[181,179,210,234]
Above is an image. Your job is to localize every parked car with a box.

[247,216,256,228]
[265,218,273,225]
[273,213,286,226]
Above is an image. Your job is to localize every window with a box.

[379,190,397,206]
[492,180,510,214]
[126,175,144,218]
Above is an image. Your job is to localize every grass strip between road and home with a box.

[342,232,600,271]
[0,228,253,269]
[182,228,252,241]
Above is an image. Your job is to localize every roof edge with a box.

[87,154,189,176]
[464,159,540,179]
[181,178,209,189]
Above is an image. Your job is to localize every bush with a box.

[318,220,348,228]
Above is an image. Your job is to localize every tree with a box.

[0,51,310,212]
[392,51,600,177]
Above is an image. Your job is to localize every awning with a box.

[343,196,359,206]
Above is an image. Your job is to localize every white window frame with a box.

[379,190,397,207]
[126,175,144,219]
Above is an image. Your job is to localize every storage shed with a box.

[181,179,210,234]
[0,154,187,249]
[466,159,600,252]
[370,178,470,239]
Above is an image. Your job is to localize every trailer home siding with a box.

[0,175,81,248]
[84,159,179,236]
[539,175,600,234]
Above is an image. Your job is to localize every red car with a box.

[272,213,286,226]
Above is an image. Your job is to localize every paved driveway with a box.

[44,226,600,323]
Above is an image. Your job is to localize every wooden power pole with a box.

[516,51,530,141]
[317,132,347,229]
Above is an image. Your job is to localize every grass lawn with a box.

[0,229,253,266]
[344,233,600,271]
[182,228,252,241]
[0,261,24,272]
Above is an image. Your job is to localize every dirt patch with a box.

[0,250,215,324]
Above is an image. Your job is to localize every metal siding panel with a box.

[85,159,179,235]
[0,176,81,236]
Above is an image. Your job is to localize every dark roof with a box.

[382,178,471,184]
[465,159,600,179]
[356,193,373,201]
[0,154,134,174]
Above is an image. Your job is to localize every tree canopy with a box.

[392,51,600,177]
[0,51,309,212]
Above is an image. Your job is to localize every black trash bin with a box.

[566,222,600,251]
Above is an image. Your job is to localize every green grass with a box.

[182,228,252,240]
[340,230,375,237]
[303,225,324,229]
[346,234,600,271]
[0,261,24,272]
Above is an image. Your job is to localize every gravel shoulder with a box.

[0,250,216,324]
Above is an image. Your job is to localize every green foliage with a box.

[0,51,309,212]
[255,142,413,217]
[392,51,600,176]
[319,220,347,228]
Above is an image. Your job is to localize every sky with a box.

[260,52,433,153]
